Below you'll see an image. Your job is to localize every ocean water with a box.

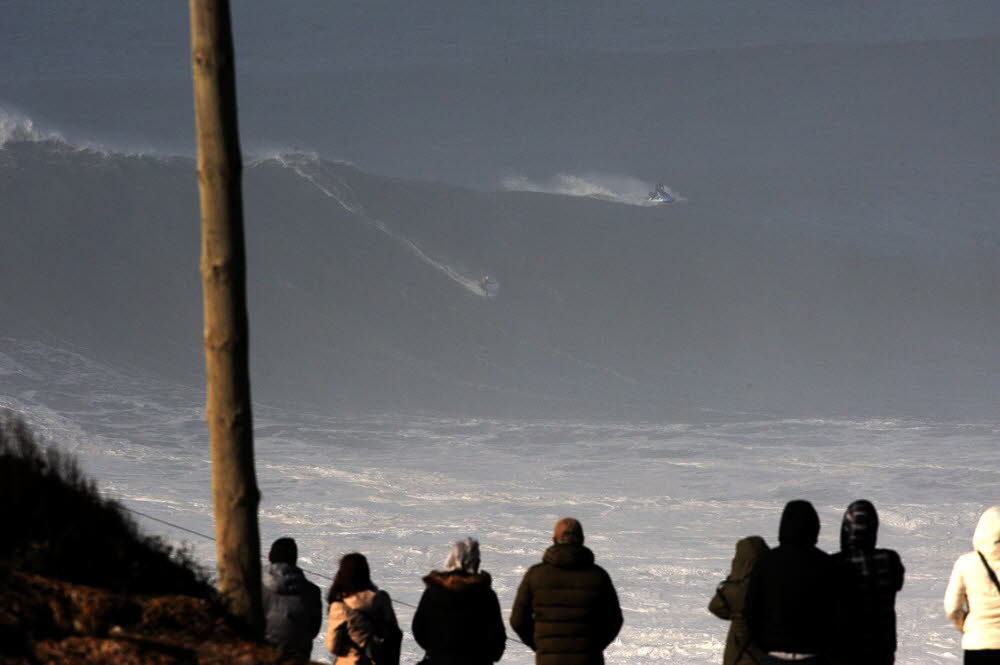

[3,4,999,663]
[3,343,993,664]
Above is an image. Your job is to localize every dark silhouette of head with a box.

[778,500,820,546]
[328,552,375,603]
[841,499,879,552]
[268,537,298,564]
[553,517,584,545]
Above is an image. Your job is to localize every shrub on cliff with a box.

[0,413,212,597]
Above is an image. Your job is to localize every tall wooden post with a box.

[189,0,263,630]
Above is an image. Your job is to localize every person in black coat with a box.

[412,537,506,665]
[746,500,840,665]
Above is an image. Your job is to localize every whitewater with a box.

[1,337,990,664]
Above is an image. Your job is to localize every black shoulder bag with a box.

[977,551,1000,593]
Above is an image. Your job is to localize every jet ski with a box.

[647,183,674,203]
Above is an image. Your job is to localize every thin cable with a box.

[126,507,218,543]
[123,504,523,644]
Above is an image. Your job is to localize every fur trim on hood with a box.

[422,569,493,591]
[973,506,1000,563]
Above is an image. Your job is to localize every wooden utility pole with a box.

[189,0,263,630]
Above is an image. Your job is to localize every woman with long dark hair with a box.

[325,552,401,665]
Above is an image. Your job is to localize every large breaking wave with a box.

[1,120,997,419]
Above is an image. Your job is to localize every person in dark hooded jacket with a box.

[412,537,506,665]
[510,518,623,665]
[831,500,904,665]
[710,536,770,665]
[745,500,840,665]
[262,537,323,663]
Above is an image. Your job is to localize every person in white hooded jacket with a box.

[944,506,1000,664]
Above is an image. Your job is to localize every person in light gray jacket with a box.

[263,537,323,663]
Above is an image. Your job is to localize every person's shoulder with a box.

[590,560,615,578]
[873,547,903,563]
[952,550,979,570]
[526,560,549,573]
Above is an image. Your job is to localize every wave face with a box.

[1,138,998,419]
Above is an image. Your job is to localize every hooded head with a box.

[443,537,481,574]
[778,500,820,546]
[268,537,298,564]
[973,506,1000,562]
[840,500,879,552]
[553,517,584,545]
[730,536,769,579]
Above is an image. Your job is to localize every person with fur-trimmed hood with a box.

[412,537,506,665]
[944,506,1000,664]
[510,518,623,665]
[709,536,770,665]
[832,500,905,665]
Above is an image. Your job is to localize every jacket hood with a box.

[729,536,769,579]
[778,500,821,546]
[973,506,1000,562]
[840,499,879,552]
[263,562,310,595]
[543,543,595,569]
[423,569,493,591]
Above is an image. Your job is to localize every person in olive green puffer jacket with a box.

[510,518,623,665]
[709,536,770,665]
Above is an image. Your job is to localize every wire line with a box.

[123,504,521,643]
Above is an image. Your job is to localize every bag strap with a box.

[977,551,1000,594]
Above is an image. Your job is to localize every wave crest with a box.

[0,109,63,146]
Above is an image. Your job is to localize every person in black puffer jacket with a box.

[745,500,841,665]
[832,500,904,665]
[510,518,623,665]
[412,538,506,665]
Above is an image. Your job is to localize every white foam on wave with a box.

[501,173,685,207]
[0,107,181,160]
[0,108,63,146]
